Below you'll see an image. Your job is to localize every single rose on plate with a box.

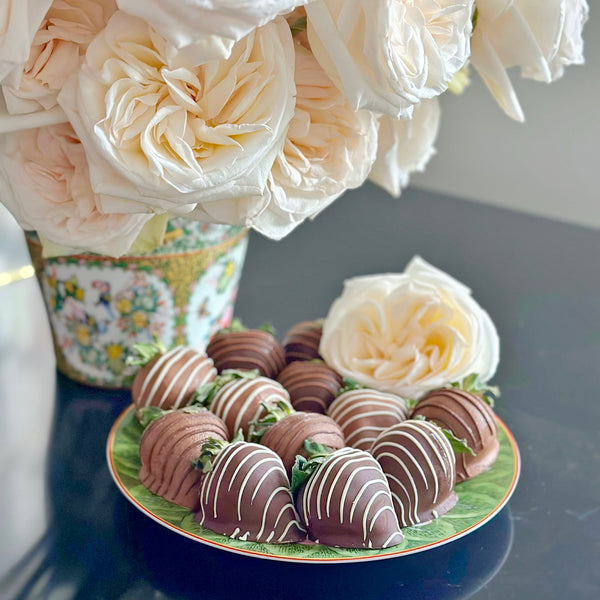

[369,97,441,197]
[0,123,153,256]
[115,0,311,65]
[2,0,117,115]
[57,11,296,216]
[470,0,590,121]
[194,42,378,239]
[305,0,475,119]
[0,0,53,87]
[319,256,500,399]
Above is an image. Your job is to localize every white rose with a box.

[0,0,53,87]
[2,0,117,115]
[194,43,378,239]
[305,0,475,119]
[116,0,311,65]
[57,11,296,216]
[0,123,153,257]
[471,0,589,121]
[320,256,500,399]
[369,97,441,197]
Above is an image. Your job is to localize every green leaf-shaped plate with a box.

[107,406,520,563]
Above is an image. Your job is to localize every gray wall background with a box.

[412,10,599,230]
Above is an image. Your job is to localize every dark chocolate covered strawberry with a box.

[282,320,323,363]
[277,360,342,414]
[195,439,306,544]
[292,442,403,549]
[250,401,345,476]
[327,387,409,451]
[371,419,458,527]
[411,388,499,482]
[206,321,285,378]
[129,343,217,410]
[138,407,229,509]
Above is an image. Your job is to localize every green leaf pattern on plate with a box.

[108,408,518,561]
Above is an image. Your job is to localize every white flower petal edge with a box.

[471,0,589,121]
[306,0,474,119]
[320,256,500,399]
[57,11,296,216]
[0,124,153,257]
[116,0,311,65]
[0,0,53,87]
[369,98,441,198]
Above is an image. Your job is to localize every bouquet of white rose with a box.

[0,0,589,257]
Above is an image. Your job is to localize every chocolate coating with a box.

[412,388,499,482]
[296,447,403,549]
[131,346,217,410]
[371,420,458,527]
[209,376,292,439]
[277,361,343,414]
[283,320,323,363]
[328,389,409,451]
[206,330,286,378]
[195,441,306,543]
[260,412,345,476]
[139,410,229,509]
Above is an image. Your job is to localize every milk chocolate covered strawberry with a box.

[250,401,345,476]
[371,420,458,527]
[195,439,306,544]
[206,321,285,378]
[277,360,342,414]
[292,442,403,549]
[138,407,229,510]
[282,319,323,363]
[411,388,499,482]
[129,343,217,410]
[327,387,409,450]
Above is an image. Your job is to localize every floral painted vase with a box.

[26,219,248,389]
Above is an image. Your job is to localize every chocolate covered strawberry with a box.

[138,407,229,510]
[250,401,345,476]
[411,388,499,482]
[206,321,285,378]
[292,442,403,549]
[199,371,293,439]
[371,419,458,527]
[277,360,342,414]
[195,439,306,544]
[129,342,217,410]
[327,387,409,451]
[282,319,323,363]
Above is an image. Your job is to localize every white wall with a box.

[412,11,600,230]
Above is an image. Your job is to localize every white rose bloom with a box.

[57,11,296,216]
[305,0,475,119]
[320,256,500,399]
[0,123,153,257]
[193,43,378,239]
[3,0,117,115]
[0,0,53,87]
[471,0,589,121]
[369,97,441,197]
[116,0,311,65]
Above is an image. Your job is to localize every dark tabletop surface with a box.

[0,184,599,599]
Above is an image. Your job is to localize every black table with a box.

[1,184,599,599]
